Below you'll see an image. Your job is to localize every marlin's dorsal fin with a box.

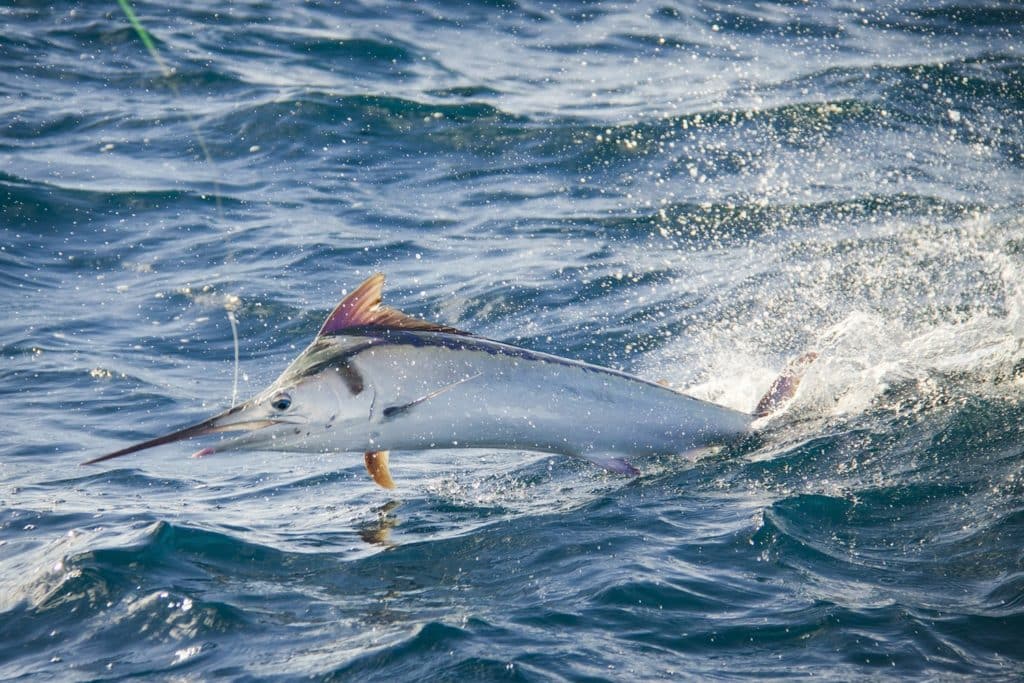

[318,273,469,337]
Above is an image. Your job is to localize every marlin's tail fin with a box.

[754,351,818,418]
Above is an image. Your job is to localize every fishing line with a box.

[116,0,242,406]
[227,309,241,407]
[116,0,221,211]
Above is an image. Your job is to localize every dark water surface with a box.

[3,1,1023,679]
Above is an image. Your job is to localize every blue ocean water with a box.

[3,0,1024,678]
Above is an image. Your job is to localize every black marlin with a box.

[85,274,807,488]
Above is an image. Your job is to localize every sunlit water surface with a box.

[2,1,1023,679]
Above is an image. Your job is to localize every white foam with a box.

[640,211,1024,426]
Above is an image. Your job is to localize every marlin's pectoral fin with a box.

[381,372,483,422]
[582,454,641,477]
[364,450,396,489]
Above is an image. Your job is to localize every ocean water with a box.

[3,0,1023,679]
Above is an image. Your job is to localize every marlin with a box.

[85,274,806,488]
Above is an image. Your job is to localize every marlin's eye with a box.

[270,394,292,411]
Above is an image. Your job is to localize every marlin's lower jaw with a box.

[188,416,322,457]
[196,428,297,456]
